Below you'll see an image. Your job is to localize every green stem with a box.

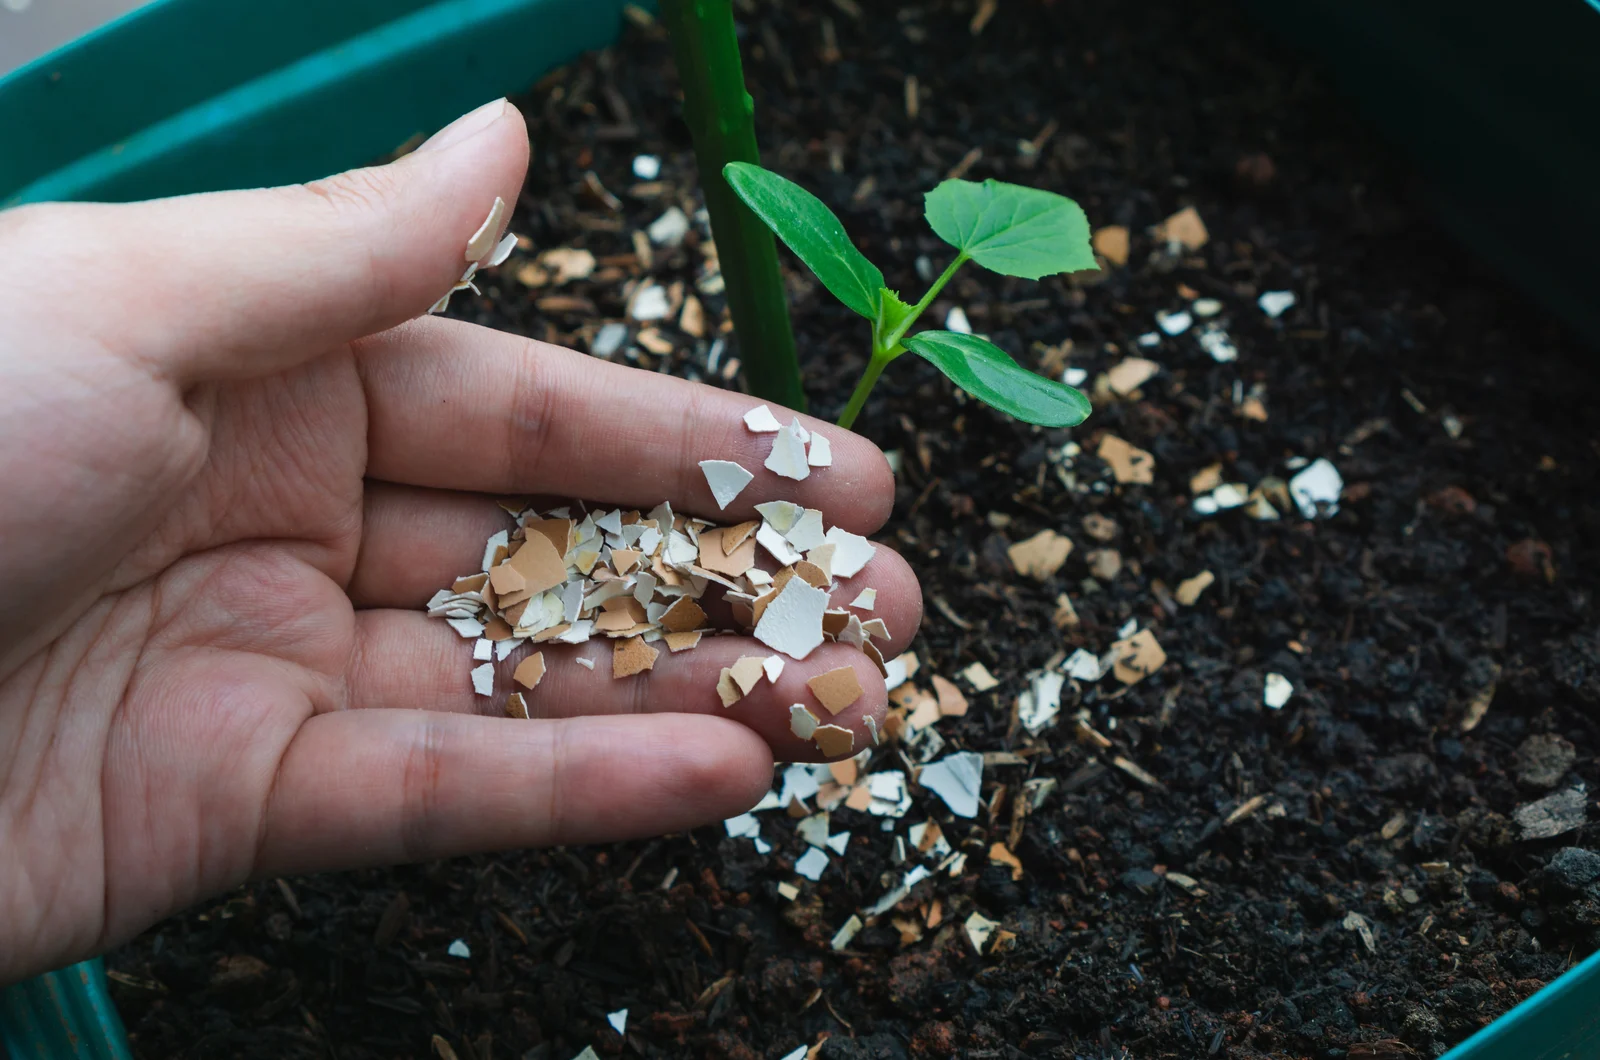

[659,0,805,410]
[884,253,967,351]
[835,254,968,430]
[837,349,893,431]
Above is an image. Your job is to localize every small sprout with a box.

[725,162,1096,431]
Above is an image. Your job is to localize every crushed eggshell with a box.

[1190,463,1224,495]
[849,588,877,610]
[784,508,827,552]
[989,842,1024,881]
[699,459,754,510]
[1092,225,1130,266]
[1018,669,1066,734]
[807,434,833,467]
[696,527,758,578]
[1064,648,1106,682]
[831,914,863,951]
[647,205,690,246]
[613,636,659,678]
[1264,672,1295,709]
[1289,458,1343,519]
[1008,529,1073,580]
[797,812,831,849]
[906,692,942,732]
[730,655,767,695]
[1111,629,1167,684]
[964,912,1001,953]
[724,813,760,839]
[962,661,999,691]
[765,419,812,481]
[823,527,876,578]
[465,196,508,262]
[808,666,864,715]
[795,847,829,880]
[429,499,892,715]
[1098,434,1156,485]
[813,724,855,757]
[919,751,983,817]
[1176,570,1215,606]
[1155,309,1192,336]
[628,283,671,321]
[1198,323,1238,363]
[753,576,829,659]
[540,246,596,283]
[659,597,706,633]
[789,704,819,740]
[1259,289,1296,318]
[931,675,968,717]
[513,652,547,691]
[1153,205,1208,250]
[744,404,782,433]
[505,692,529,720]
[1086,548,1122,580]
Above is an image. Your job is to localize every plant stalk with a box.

[883,254,967,351]
[837,350,892,430]
[659,0,806,410]
[836,254,968,429]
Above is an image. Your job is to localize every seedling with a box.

[724,163,1098,430]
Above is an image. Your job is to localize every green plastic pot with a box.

[1,0,1598,1056]
[1442,948,1600,1059]
[1243,0,1600,346]
[0,0,645,206]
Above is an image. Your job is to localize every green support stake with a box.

[659,0,806,410]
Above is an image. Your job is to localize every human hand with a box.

[0,99,920,984]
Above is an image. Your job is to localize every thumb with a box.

[4,98,529,384]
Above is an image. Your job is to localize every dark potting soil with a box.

[104,1,1600,1058]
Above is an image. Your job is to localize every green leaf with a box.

[924,178,1096,280]
[903,331,1091,427]
[876,287,916,344]
[724,162,884,319]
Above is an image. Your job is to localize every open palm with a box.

[0,101,918,984]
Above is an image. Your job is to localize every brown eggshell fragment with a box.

[813,725,855,757]
[808,666,864,716]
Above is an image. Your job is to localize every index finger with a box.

[355,316,896,533]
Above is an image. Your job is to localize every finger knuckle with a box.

[296,164,404,217]
[398,719,449,861]
[505,342,558,479]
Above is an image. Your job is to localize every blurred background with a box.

[0,0,152,77]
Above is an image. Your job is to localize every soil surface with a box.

[104,1,1600,1058]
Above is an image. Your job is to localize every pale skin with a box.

[0,99,922,985]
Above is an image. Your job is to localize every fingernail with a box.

[417,98,509,154]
